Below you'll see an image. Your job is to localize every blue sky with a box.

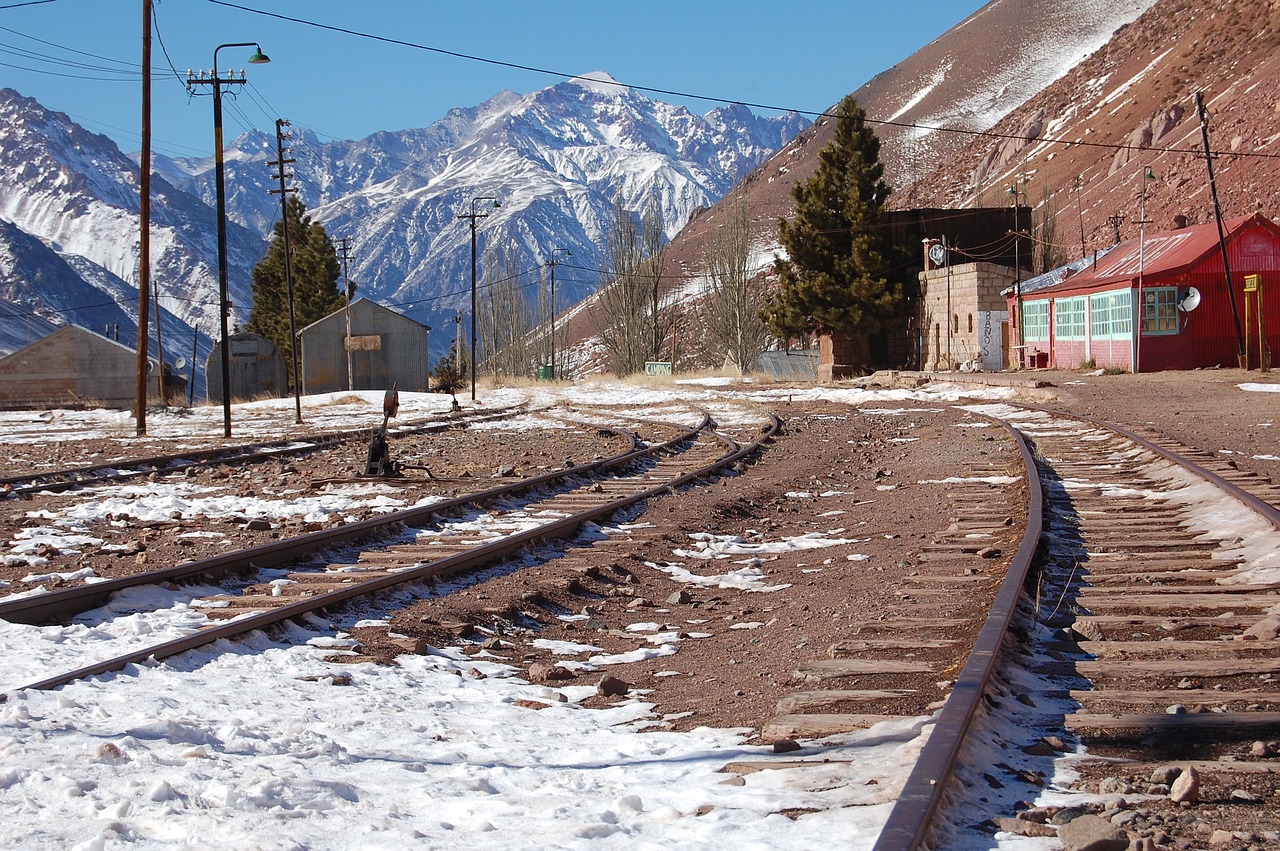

[2,0,986,158]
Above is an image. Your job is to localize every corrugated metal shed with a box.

[1036,214,1279,294]
[205,332,287,403]
[0,325,152,409]
[298,299,431,394]
[1016,213,1280,372]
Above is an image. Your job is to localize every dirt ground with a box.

[2,368,1278,843]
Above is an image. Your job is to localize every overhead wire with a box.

[201,0,1280,164]
[6,2,1276,168]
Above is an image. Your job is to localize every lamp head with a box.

[248,46,270,64]
[1143,168,1156,181]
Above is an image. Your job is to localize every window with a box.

[1089,290,1132,339]
[967,314,974,333]
[1053,297,1086,340]
[1142,287,1179,335]
[1023,301,1050,342]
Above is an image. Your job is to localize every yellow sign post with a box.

[1244,275,1268,372]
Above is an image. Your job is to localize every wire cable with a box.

[201,0,1280,164]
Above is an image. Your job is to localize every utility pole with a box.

[1106,214,1125,246]
[268,118,302,424]
[135,0,153,435]
[1195,91,1247,367]
[459,196,499,402]
[337,237,354,391]
[547,248,571,380]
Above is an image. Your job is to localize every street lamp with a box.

[458,195,499,402]
[189,43,270,437]
[1006,184,1025,368]
[1136,166,1156,373]
[548,248,571,380]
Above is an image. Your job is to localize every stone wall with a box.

[918,262,1018,371]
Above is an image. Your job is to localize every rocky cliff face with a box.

[629,0,1160,371]
[899,0,1280,266]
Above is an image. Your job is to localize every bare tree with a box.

[479,242,535,379]
[595,197,668,376]
[702,189,769,373]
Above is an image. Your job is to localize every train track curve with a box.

[874,402,1280,849]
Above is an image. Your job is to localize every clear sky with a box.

[2,0,986,159]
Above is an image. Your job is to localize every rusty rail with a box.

[11,415,778,691]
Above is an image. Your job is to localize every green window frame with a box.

[1142,287,1179,335]
[1053,296,1086,340]
[1089,290,1132,340]
[1022,301,1050,342]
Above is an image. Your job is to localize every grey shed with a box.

[298,298,431,394]
[0,325,158,410]
[205,332,287,403]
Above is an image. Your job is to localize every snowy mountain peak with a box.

[568,71,625,96]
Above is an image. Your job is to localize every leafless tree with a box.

[702,189,769,373]
[595,198,669,376]
[479,242,535,379]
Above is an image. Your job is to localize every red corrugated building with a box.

[1011,213,1280,372]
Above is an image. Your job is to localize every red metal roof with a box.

[1028,212,1280,296]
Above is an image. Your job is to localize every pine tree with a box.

[762,95,902,340]
[247,196,345,384]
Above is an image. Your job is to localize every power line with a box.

[202,0,1280,165]
[0,0,60,9]
[0,58,137,81]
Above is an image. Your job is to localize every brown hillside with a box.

[903,0,1280,263]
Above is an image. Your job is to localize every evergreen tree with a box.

[247,196,345,384]
[432,352,466,395]
[762,95,901,340]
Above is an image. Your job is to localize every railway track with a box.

[4,411,779,693]
[870,403,1280,849]
[0,404,527,497]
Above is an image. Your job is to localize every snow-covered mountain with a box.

[1,74,801,378]
[159,73,807,333]
[0,88,266,346]
[0,216,215,393]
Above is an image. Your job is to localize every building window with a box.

[1023,301,1050,342]
[1142,287,1180,335]
[1053,296,1086,340]
[1089,290,1133,339]
[967,314,974,333]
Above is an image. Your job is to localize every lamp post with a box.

[458,196,499,401]
[1006,184,1025,368]
[548,248,571,380]
[1136,166,1156,373]
[189,43,270,437]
